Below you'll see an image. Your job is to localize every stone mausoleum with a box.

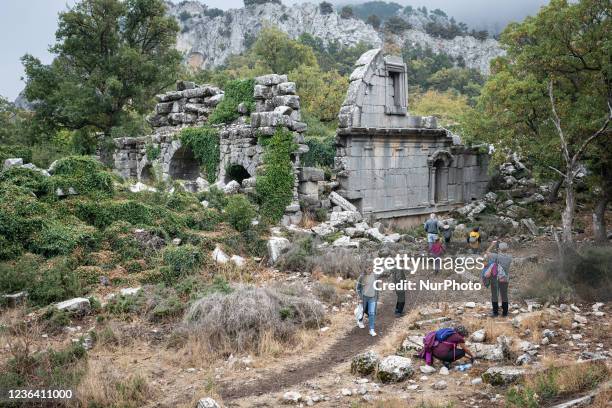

[335,48,490,223]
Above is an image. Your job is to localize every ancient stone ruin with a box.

[335,48,490,224]
[112,49,491,226]
[112,75,310,224]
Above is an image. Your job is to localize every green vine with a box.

[145,144,160,161]
[179,126,220,183]
[209,79,256,124]
[255,128,297,222]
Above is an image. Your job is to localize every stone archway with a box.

[169,146,200,180]
[224,164,251,185]
[140,164,154,183]
[428,150,453,205]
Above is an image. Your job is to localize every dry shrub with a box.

[312,281,340,305]
[318,274,355,291]
[76,360,152,408]
[508,360,610,407]
[312,248,370,278]
[184,284,326,355]
[591,388,612,408]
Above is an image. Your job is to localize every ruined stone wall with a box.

[112,76,312,224]
[335,49,491,222]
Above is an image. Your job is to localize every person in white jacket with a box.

[356,270,379,336]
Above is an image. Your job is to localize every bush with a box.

[522,247,612,302]
[179,126,220,183]
[224,194,256,232]
[0,342,87,392]
[198,186,228,210]
[184,284,325,353]
[385,16,411,34]
[319,1,333,14]
[208,79,255,125]
[506,361,609,407]
[0,144,32,164]
[27,257,85,306]
[303,136,335,168]
[161,244,205,282]
[0,253,41,294]
[256,128,297,222]
[276,236,318,272]
[183,208,223,231]
[47,156,114,197]
[340,6,354,19]
[30,218,98,257]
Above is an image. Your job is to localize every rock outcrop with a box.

[167,2,503,75]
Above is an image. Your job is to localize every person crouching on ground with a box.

[432,326,475,369]
[356,269,379,336]
[483,240,513,317]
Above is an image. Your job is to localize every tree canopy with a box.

[22,0,181,142]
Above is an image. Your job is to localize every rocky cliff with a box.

[167,1,504,75]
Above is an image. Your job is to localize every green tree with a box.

[289,65,348,122]
[251,27,318,74]
[22,0,181,145]
[366,14,381,29]
[463,0,612,245]
[340,6,354,19]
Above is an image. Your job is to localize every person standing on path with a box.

[356,270,380,336]
[424,213,440,251]
[483,240,512,317]
[392,267,406,317]
[467,227,482,254]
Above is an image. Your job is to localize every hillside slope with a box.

[167,1,504,74]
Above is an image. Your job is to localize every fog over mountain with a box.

[0,0,548,100]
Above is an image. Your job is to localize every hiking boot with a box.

[502,302,509,317]
[490,302,499,317]
[443,361,451,369]
[369,330,377,337]
[357,321,365,329]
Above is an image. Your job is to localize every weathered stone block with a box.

[255,74,287,86]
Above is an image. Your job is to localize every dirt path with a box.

[219,292,398,400]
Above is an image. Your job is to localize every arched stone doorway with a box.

[140,164,154,183]
[224,164,250,185]
[169,146,200,180]
[428,150,453,205]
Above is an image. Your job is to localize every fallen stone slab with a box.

[212,246,230,264]
[548,394,594,408]
[3,291,27,307]
[482,366,525,385]
[56,297,90,315]
[196,397,221,408]
[267,236,290,264]
[329,191,357,212]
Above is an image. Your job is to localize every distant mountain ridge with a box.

[167,1,504,75]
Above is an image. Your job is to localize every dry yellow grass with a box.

[74,359,153,408]
[319,274,355,292]
[460,315,514,342]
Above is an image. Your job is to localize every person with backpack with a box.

[441,223,453,245]
[419,326,475,369]
[466,227,481,253]
[430,237,445,274]
[482,240,513,317]
[424,213,440,250]
[356,269,379,336]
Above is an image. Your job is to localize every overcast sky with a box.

[0,0,548,101]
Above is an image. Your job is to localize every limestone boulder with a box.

[3,158,23,170]
[196,397,221,408]
[267,236,290,264]
[223,180,241,194]
[312,223,336,237]
[376,355,414,383]
[351,351,380,376]
[212,246,230,264]
[56,297,90,315]
[482,366,525,385]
